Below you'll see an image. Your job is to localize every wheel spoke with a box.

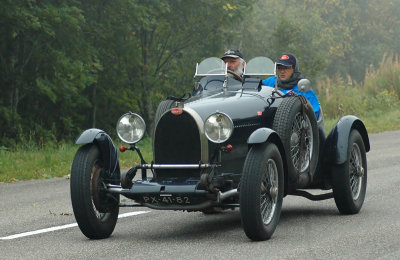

[349,143,363,200]
[290,113,313,172]
[260,159,278,225]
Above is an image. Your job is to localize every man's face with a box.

[277,66,294,81]
[223,57,241,71]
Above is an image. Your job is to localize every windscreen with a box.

[194,57,227,77]
[243,56,275,77]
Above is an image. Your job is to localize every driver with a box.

[221,49,246,78]
[262,53,320,118]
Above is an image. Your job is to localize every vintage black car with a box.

[70,57,370,241]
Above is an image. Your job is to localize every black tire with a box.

[153,100,175,138]
[70,144,119,239]
[240,142,284,241]
[272,96,319,184]
[332,129,367,214]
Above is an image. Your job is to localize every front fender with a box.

[324,115,370,164]
[247,128,285,165]
[247,127,278,144]
[75,128,120,177]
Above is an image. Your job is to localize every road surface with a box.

[1,130,399,259]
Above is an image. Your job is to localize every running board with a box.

[290,190,333,201]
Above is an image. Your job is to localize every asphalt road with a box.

[1,130,400,259]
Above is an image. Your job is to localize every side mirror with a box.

[298,79,311,92]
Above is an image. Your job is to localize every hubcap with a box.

[260,159,278,225]
[350,143,363,200]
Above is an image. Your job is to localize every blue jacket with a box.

[262,76,320,118]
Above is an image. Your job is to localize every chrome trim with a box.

[183,107,209,163]
[116,112,146,144]
[204,112,234,144]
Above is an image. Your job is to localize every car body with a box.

[70,57,370,241]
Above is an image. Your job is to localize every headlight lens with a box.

[204,112,234,143]
[116,113,146,144]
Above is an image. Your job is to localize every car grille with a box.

[154,110,202,178]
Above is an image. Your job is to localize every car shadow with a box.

[279,207,340,222]
[114,204,341,242]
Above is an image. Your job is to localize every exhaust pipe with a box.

[217,188,239,202]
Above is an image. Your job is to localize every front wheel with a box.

[70,144,119,239]
[240,142,284,241]
[332,129,367,214]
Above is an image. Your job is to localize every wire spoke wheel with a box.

[70,144,119,239]
[332,129,367,214]
[240,142,284,241]
[272,96,319,184]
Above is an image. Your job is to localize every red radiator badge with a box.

[171,108,183,115]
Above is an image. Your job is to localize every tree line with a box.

[1,0,399,148]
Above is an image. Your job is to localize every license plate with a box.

[142,194,191,205]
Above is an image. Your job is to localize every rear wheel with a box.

[240,142,284,241]
[332,129,367,214]
[70,144,119,239]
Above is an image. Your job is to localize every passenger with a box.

[262,54,320,118]
[221,49,246,78]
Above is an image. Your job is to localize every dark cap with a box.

[221,49,243,59]
[277,54,296,67]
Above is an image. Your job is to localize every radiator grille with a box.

[154,110,201,178]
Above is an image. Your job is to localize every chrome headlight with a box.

[204,112,234,143]
[116,113,146,144]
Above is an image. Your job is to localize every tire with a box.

[332,129,367,214]
[273,96,319,184]
[153,99,175,138]
[70,144,119,239]
[240,142,284,241]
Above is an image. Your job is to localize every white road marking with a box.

[0,211,150,240]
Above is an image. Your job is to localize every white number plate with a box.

[142,195,191,204]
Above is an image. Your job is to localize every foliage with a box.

[241,0,400,83]
[317,53,400,120]
[1,0,400,149]
[364,54,400,100]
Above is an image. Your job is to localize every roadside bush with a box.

[316,53,400,120]
[316,76,369,119]
[364,54,400,100]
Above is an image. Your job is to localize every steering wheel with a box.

[227,70,243,82]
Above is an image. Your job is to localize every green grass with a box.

[0,143,79,183]
[0,137,154,183]
[324,108,400,135]
[1,110,399,183]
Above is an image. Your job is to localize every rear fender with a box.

[76,128,120,178]
[324,115,370,165]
